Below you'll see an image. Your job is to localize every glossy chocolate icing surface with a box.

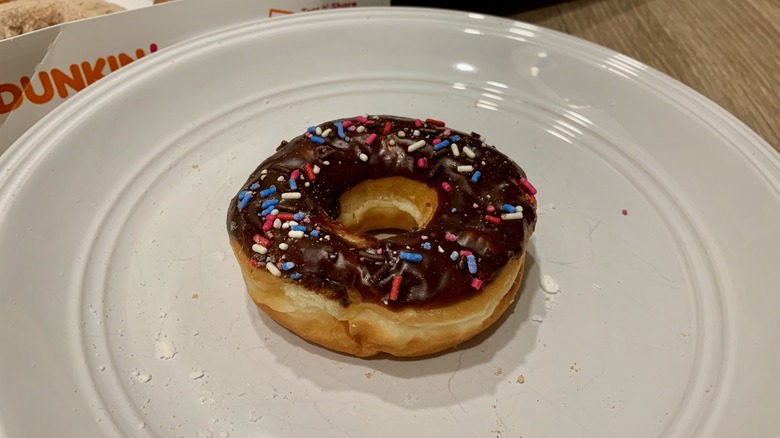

[227,115,537,309]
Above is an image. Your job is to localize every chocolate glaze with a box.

[227,115,537,309]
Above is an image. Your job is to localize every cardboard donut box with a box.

[0,0,389,154]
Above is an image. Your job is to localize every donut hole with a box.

[337,177,438,239]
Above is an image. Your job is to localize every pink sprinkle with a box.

[622,209,628,216]
[376,248,383,254]
[348,125,356,132]
[290,169,301,180]
[250,259,260,268]
[417,158,427,168]
[443,129,451,136]
[432,138,441,145]
[383,122,392,134]
[421,235,429,240]
[459,250,473,256]
[519,177,538,195]
[441,182,452,192]
[486,205,496,213]
[305,133,312,138]
[365,133,378,146]
[445,233,457,242]
[472,203,479,208]
[414,118,422,127]
[342,120,353,128]
[470,278,483,290]
[356,116,369,123]
[262,220,274,232]
[266,232,274,239]
[303,217,311,223]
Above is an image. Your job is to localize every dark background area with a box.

[391,0,573,16]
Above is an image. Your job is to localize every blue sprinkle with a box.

[289,178,298,190]
[433,139,451,151]
[399,251,423,263]
[335,122,346,139]
[422,242,432,250]
[250,183,260,190]
[471,171,482,183]
[281,262,296,271]
[291,225,306,232]
[293,212,304,221]
[259,185,277,197]
[290,273,302,280]
[260,206,275,217]
[451,208,457,213]
[450,251,459,261]
[467,255,478,274]
[237,193,253,210]
[450,135,460,142]
[238,190,249,200]
[307,126,316,133]
[310,230,320,238]
[502,204,516,213]
[310,135,325,144]
[261,198,279,208]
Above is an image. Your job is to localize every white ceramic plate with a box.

[1,8,779,438]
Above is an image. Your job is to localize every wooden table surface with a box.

[512,0,780,152]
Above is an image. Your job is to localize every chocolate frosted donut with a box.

[227,115,537,357]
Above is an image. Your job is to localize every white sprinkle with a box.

[313,165,321,174]
[288,221,298,226]
[282,222,290,229]
[359,153,369,162]
[266,263,281,276]
[413,129,420,136]
[277,176,284,182]
[282,192,302,199]
[273,218,282,228]
[540,274,560,293]
[321,128,332,137]
[479,135,486,142]
[451,143,460,157]
[279,243,289,250]
[305,182,310,187]
[407,140,426,152]
[389,140,396,145]
[457,165,474,173]
[323,160,330,166]
[260,175,266,180]
[261,169,268,174]
[324,235,331,240]
[357,125,366,133]
[192,329,200,336]
[398,131,406,138]
[271,209,279,215]
[464,147,476,158]
[138,423,146,430]
[437,245,445,253]
[530,315,544,323]
[315,126,322,135]
[98,366,105,371]
[190,370,205,380]
[592,283,602,291]
[252,244,268,254]
[288,230,305,239]
[501,212,524,220]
